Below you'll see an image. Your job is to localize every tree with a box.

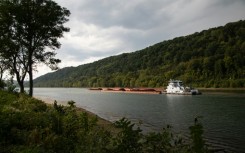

[0,57,7,89]
[0,57,8,80]
[0,40,29,93]
[0,0,70,96]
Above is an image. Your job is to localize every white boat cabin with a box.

[166,79,200,95]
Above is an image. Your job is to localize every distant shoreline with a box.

[33,87,245,93]
[34,87,245,90]
[197,88,245,91]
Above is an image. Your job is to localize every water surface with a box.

[34,88,245,152]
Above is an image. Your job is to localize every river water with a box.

[34,88,245,152]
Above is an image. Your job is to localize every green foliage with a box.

[5,78,17,93]
[144,125,189,153]
[67,100,76,107]
[0,79,6,89]
[0,91,225,152]
[0,0,70,96]
[111,118,143,153]
[34,20,245,88]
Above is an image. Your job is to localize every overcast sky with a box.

[34,0,245,78]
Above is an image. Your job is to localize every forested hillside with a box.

[34,20,245,88]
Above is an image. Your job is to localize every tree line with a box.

[0,0,70,96]
[34,20,245,88]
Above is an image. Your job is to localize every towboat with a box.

[165,79,201,95]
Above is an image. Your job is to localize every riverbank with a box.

[197,87,245,91]
[197,88,245,95]
[35,96,115,131]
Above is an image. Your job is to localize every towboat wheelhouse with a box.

[166,79,201,95]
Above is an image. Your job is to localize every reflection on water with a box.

[34,88,245,152]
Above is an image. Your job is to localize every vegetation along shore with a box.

[1,89,229,153]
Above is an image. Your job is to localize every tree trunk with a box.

[29,67,33,96]
[19,81,25,93]
[28,47,34,96]
[15,73,25,93]
[13,59,26,93]
[0,68,3,80]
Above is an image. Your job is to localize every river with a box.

[34,88,245,152]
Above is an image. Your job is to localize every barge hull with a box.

[163,92,201,95]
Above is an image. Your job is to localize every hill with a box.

[34,20,245,88]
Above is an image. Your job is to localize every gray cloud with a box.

[35,0,245,78]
